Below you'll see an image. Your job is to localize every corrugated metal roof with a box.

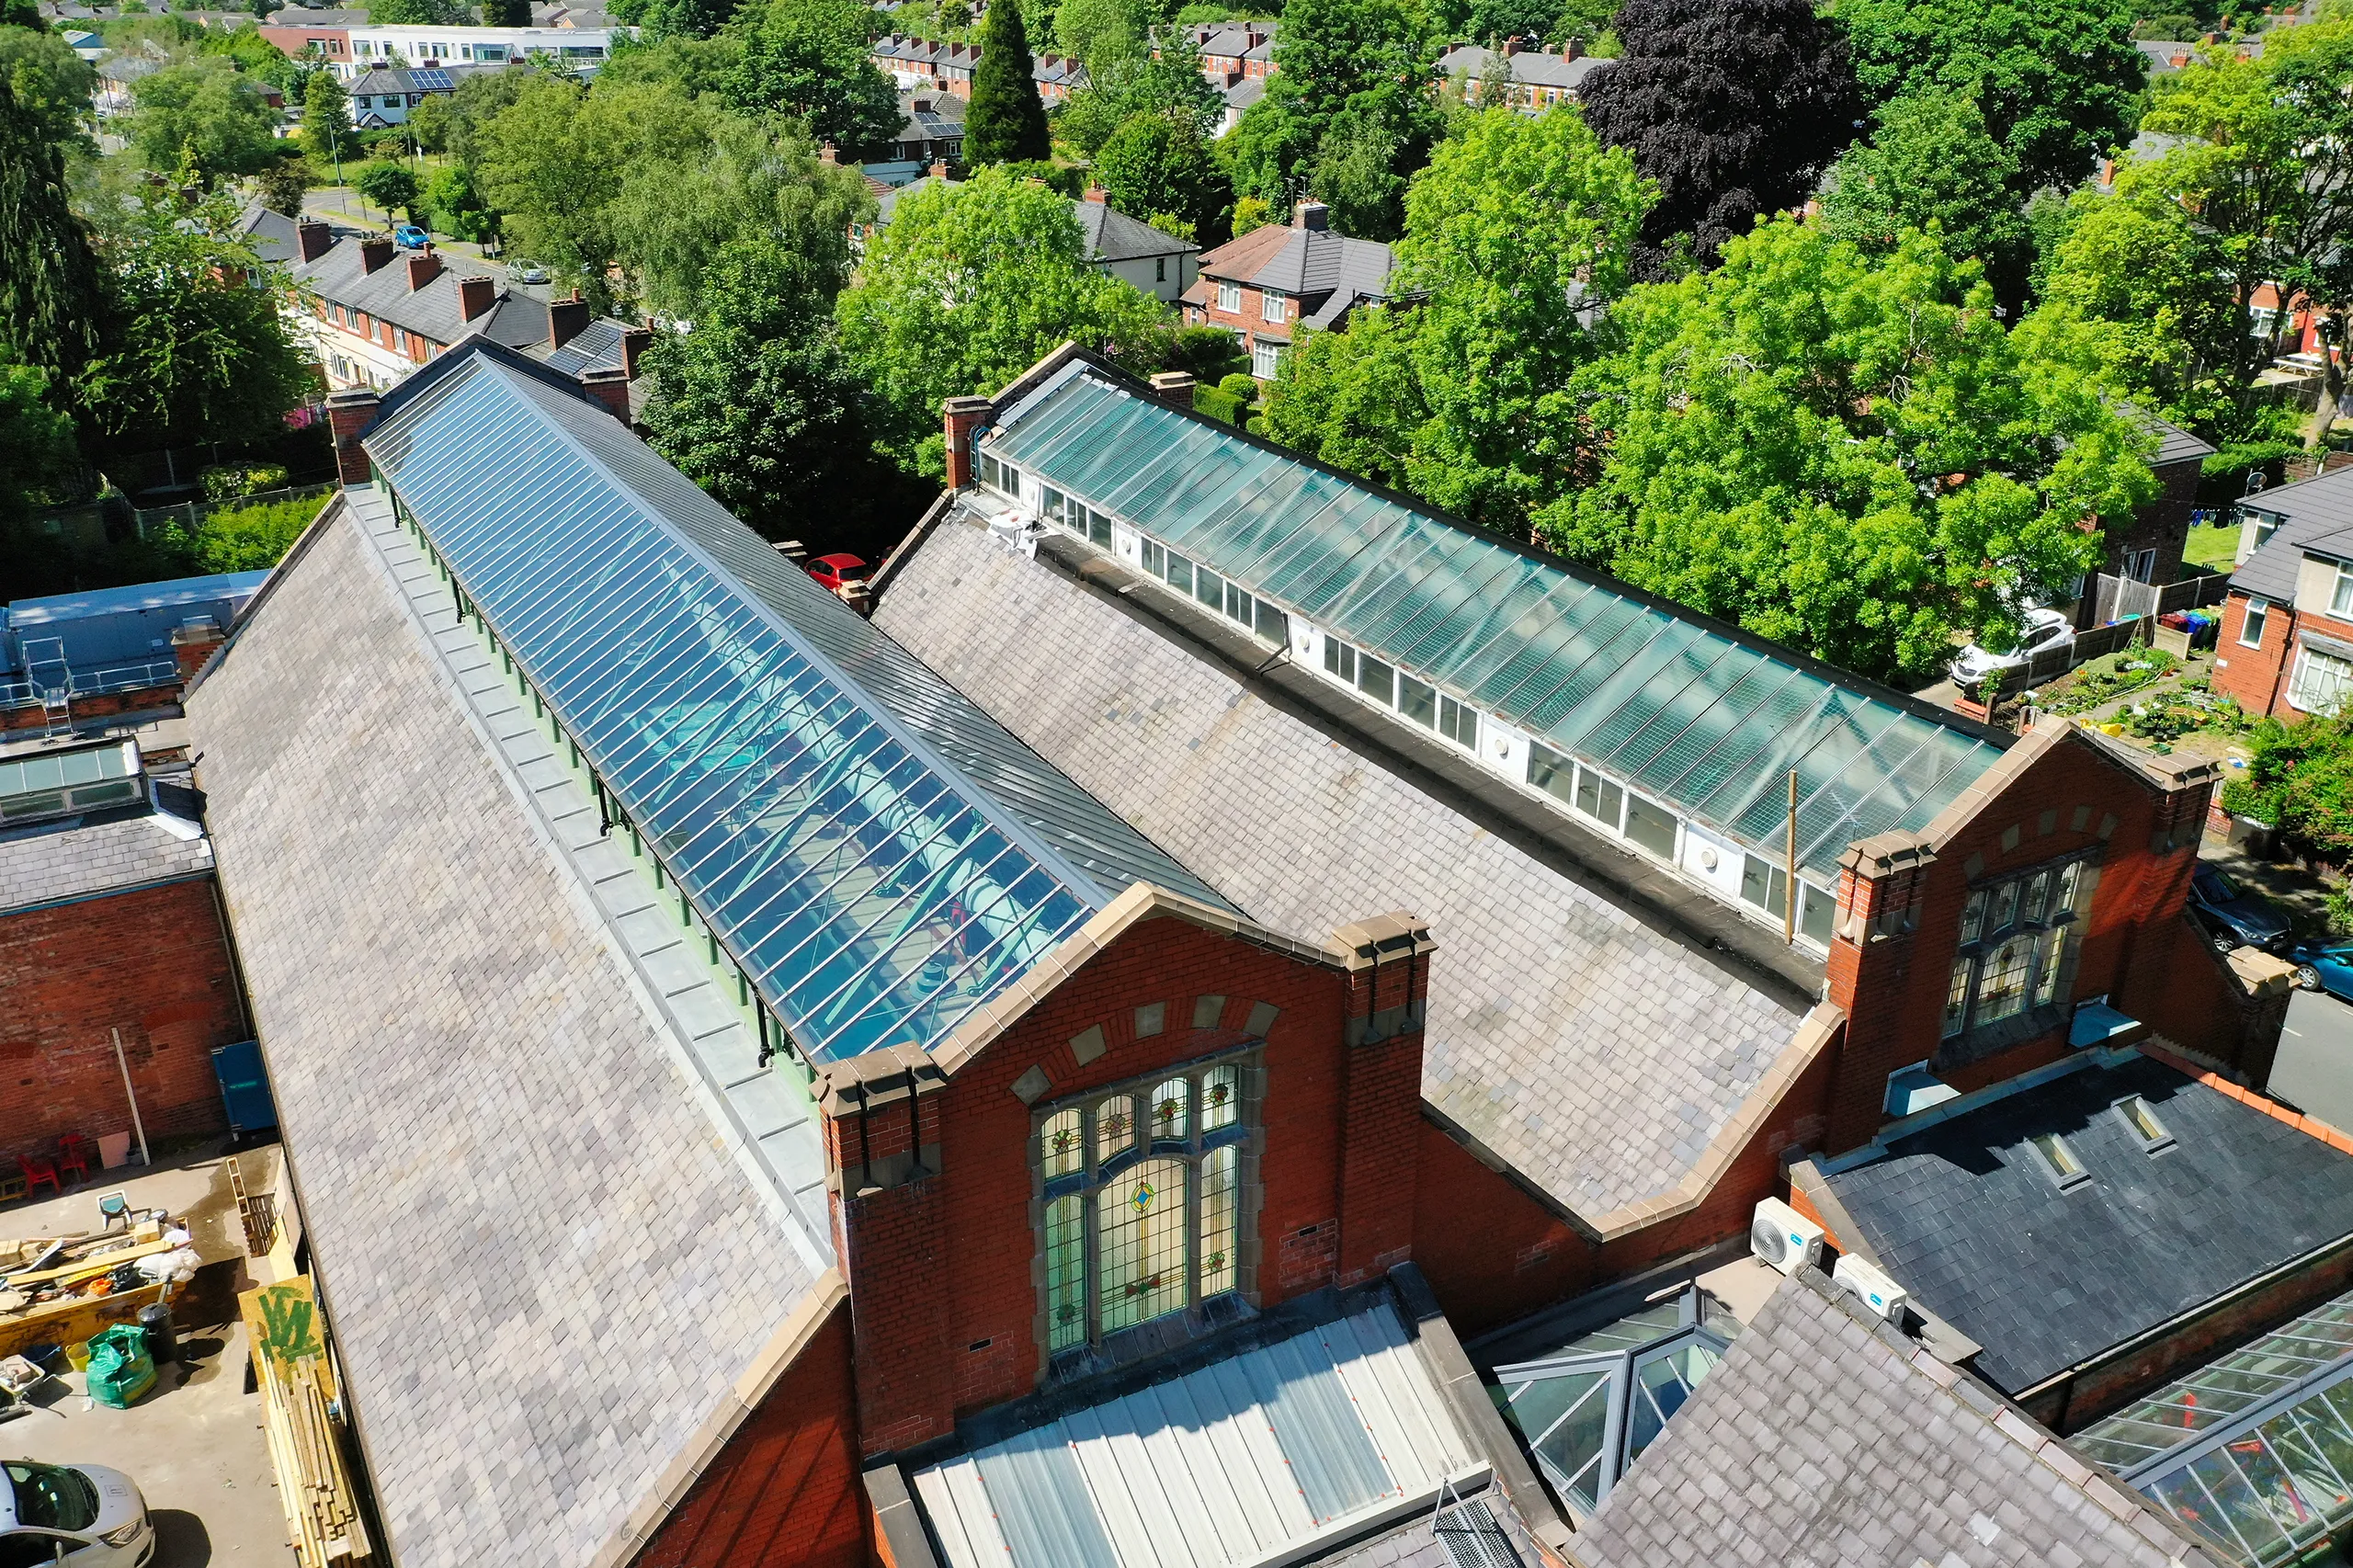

[362,345,1227,1062]
[983,368,2009,879]
[911,1297,1482,1568]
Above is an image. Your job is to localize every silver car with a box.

[0,1460,154,1567]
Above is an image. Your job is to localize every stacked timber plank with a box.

[244,1278,373,1568]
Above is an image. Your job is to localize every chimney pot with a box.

[548,295,589,350]
[457,274,497,322]
[1503,34,1522,54]
[405,249,442,290]
[295,219,335,264]
[358,236,394,273]
[1294,199,1328,231]
[820,142,838,164]
[1561,36,1580,59]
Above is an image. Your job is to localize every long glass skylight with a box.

[983,369,2009,879]
[362,350,1218,1062]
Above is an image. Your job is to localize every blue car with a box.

[392,224,430,249]
[2290,940,2353,1002]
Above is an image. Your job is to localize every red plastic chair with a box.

[55,1136,90,1183]
[17,1155,60,1199]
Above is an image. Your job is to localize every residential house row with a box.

[869,33,1090,104]
[255,18,627,76]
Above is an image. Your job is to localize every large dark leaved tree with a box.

[0,72,105,394]
[965,0,1051,165]
[1578,0,1859,277]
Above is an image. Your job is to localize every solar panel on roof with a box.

[410,67,453,89]
[363,348,1226,1062]
[984,369,2007,880]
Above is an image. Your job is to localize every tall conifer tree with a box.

[0,72,106,393]
[965,0,1051,165]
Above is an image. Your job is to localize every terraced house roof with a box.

[361,345,1225,1062]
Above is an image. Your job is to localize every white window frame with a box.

[1260,290,1285,324]
[2333,560,2353,618]
[1251,340,1282,380]
[2289,643,2353,714]
[1217,279,1241,312]
[2241,597,2268,648]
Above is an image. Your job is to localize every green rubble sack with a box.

[85,1324,156,1409]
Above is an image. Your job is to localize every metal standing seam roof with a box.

[983,369,2010,880]
[8,570,270,629]
[2075,1284,2353,1567]
[361,347,1227,1062]
[910,1296,1482,1568]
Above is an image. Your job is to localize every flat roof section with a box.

[360,344,1226,1062]
[8,570,270,629]
[1822,1052,2353,1395]
[981,365,2008,881]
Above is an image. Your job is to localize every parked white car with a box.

[1949,607,2075,687]
[0,1460,153,1567]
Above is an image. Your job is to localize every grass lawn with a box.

[2182,520,2242,575]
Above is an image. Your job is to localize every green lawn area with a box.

[2182,520,2242,576]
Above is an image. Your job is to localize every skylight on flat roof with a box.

[0,740,142,826]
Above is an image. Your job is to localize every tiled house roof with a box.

[1574,1268,2227,1568]
[2231,463,2353,602]
[0,799,212,915]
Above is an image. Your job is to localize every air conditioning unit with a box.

[1833,1254,1908,1320]
[1750,1198,1824,1277]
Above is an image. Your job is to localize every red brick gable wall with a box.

[2212,588,2353,720]
[1825,733,2207,1153]
[1,879,244,1167]
[631,1297,868,1568]
[826,913,1400,1457]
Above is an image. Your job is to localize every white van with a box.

[0,1461,153,1567]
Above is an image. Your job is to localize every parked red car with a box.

[806,553,868,593]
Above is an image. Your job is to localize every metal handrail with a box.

[0,657,182,710]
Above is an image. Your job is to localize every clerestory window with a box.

[1941,855,2095,1041]
[1033,1053,1255,1356]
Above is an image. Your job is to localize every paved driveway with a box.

[2272,987,2353,1138]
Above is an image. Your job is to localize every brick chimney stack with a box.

[326,386,381,487]
[929,159,951,179]
[577,365,631,423]
[358,236,394,274]
[1329,912,1434,1287]
[295,220,335,264]
[1503,33,1522,53]
[1148,370,1195,410]
[1082,184,1108,204]
[1561,35,1581,59]
[457,274,497,322]
[620,324,653,380]
[405,249,442,290]
[942,396,994,489]
[548,295,589,350]
[1293,199,1328,231]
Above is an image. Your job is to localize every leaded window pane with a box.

[2033,927,2068,1007]
[1199,1145,1238,1297]
[1149,1077,1189,1142]
[1989,881,2020,936]
[1959,889,1987,946]
[1202,1064,1238,1131]
[2058,859,2084,915]
[1977,937,2032,1023]
[1943,958,1970,1038]
[1098,1158,1188,1334]
[1045,1194,1086,1350]
[2023,869,2052,926]
[1042,1107,1084,1180]
[1096,1096,1135,1162]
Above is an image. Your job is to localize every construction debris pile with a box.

[0,1216,197,1314]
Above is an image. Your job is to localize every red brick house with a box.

[2210,462,2353,718]
[1181,201,1396,380]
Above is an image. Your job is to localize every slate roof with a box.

[1433,43,1606,91]
[186,496,825,1568]
[235,201,300,266]
[1574,1269,2226,1568]
[898,85,964,142]
[0,797,211,915]
[871,507,1808,1222]
[1317,1497,1530,1568]
[2139,409,2216,469]
[1821,1051,2353,1394]
[293,231,545,349]
[1196,219,1394,301]
[2229,463,2353,602]
[1078,198,1197,261]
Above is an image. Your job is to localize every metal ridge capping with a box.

[358,349,1191,1062]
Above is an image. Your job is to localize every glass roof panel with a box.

[984,369,2008,876]
[366,350,1224,1062]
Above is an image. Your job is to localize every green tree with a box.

[0,26,97,152]
[1225,0,1431,214]
[191,492,323,571]
[1818,90,2031,308]
[198,21,301,91]
[404,90,457,153]
[724,0,902,153]
[1052,34,1219,154]
[1095,111,1228,244]
[439,67,528,167]
[0,70,105,390]
[482,0,531,23]
[302,69,352,172]
[423,159,497,240]
[1837,0,2146,198]
[354,158,421,223]
[368,0,466,24]
[125,56,281,184]
[1578,0,1856,276]
[1053,0,1151,67]
[2222,715,2353,859]
[1545,219,2154,681]
[644,239,923,549]
[965,0,1051,165]
[0,358,77,528]
[836,165,1166,468]
[75,181,315,450]
[252,153,312,216]
[1265,105,1653,528]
